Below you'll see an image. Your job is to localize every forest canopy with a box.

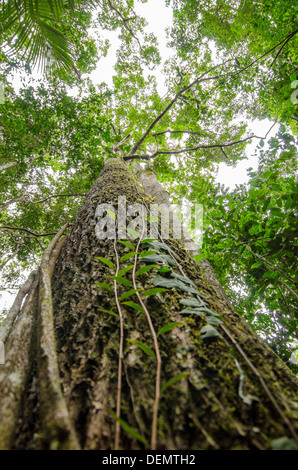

[0,0,297,372]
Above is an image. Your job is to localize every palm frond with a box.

[0,0,81,75]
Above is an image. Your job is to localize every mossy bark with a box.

[0,157,297,450]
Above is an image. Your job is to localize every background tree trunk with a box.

[0,158,297,450]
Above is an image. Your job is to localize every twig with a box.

[278,279,298,302]
[0,226,58,238]
[270,30,298,69]
[126,62,224,157]
[107,0,142,50]
[30,193,86,205]
[125,127,275,160]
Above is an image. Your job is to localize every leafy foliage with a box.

[168,0,298,131]
[0,0,297,374]
[186,127,298,372]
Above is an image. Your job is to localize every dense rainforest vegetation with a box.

[0,0,297,451]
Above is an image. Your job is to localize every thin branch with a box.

[270,30,298,69]
[0,161,17,172]
[0,196,25,212]
[279,279,298,302]
[205,213,297,292]
[126,62,224,157]
[245,245,298,290]
[0,153,45,173]
[277,285,297,336]
[106,0,142,50]
[125,130,266,160]
[126,31,295,158]
[30,193,86,205]
[220,146,228,159]
[0,226,58,238]
[152,130,206,137]
[125,125,276,161]
[0,242,21,272]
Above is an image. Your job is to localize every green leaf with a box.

[127,339,156,360]
[93,282,113,290]
[106,209,116,220]
[193,253,206,262]
[136,264,157,275]
[110,276,133,287]
[139,250,157,257]
[122,301,145,313]
[120,252,138,262]
[109,410,148,446]
[152,275,199,294]
[197,307,221,317]
[205,315,223,326]
[95,257,115,269]
[171,272,197,288]
[200,325,221,340]
[142,287,168,296]
[143,241,172,252]
[157,322,185,336]
[118,265,134,277]
[180,296,208,308]
[140,238,156,244]
[118,240,135,250]
[161,372,190,394]
[100,308,118,317]
[157,266,171,273]
[119,289,140,301]
[271,436,298,450]
[141,254,177,266]
[180,307,205,316]
[127,227,140,238]
[251,262,261,269]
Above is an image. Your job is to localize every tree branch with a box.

[270,29,298,69]
[30,193,86,205]
[0,226,58,238]
[106,0,142,50]
[125,122,277,161]
[0,153,45,173]
[126,31,295,158]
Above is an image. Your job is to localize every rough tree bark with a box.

[0,157,297,450]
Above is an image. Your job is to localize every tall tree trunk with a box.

[0,158,297,450]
